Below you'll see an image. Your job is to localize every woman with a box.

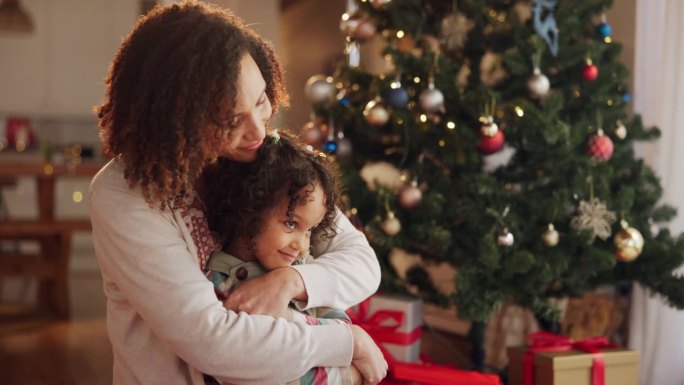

[89,2,386,384]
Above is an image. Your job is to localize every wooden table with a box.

[0,158,105,319]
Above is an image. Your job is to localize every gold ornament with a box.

[541,223,560,247]
[614,220,644,262]
[381,211,401,236]
[363,99,390,126]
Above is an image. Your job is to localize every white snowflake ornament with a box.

[570,198,617,240]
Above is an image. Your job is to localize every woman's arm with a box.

[227,209,380,314]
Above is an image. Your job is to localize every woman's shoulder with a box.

[90,158,128,192]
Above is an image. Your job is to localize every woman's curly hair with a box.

[95,1,288,208]
[198,130,342,254]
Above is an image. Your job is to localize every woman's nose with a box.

[243,113,266,141]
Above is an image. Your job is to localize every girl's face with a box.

[252,182,327,270]
[217,53,273,162]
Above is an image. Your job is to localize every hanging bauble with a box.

[541,223,560,247]
[497,228,515,247]
[371,0,392,10]
[381,211,401,236]
[399,181,422,209]
[363,99,390,126]
[582,60,599,82]
[304,75,335,104]
[354,19,377,42]
[596,22,612,39]
[419,85,444,113]
[622,93,632,103]
[324,140,338,154]
[336,137,353,158]
[614,220,644,262]
[613,120,627,140]
[478,128,505,155]
[300,121,328,146]
[527,67,551,99]
[384,87,409,109]
[587,129,614,162]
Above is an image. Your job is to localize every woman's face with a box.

[217,53,273,162]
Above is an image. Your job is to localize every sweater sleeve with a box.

[292,209,380,310]
[89,171,353,385]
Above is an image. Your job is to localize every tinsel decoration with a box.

[570,197,617,241]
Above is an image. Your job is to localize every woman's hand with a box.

[223,267,306,317]
[350,325,388,385]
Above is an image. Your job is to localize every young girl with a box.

[199,130,361,385]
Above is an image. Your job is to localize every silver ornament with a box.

[614,121,627,140]
[363,99,390,126]
[419,85,445,113]
[300,121,327,146]
[399,182,422,209]
[497,228,515,247]
[336,137,353,158]
[527,67,550,99]
[381,212,401,236]
[541,223,560,247]
[304,75,335,104]
[371,0,392,9]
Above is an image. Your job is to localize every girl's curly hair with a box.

[198,130,342,254]
[95,1,288,208]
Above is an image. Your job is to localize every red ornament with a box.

[582,63,599,81]
[478,129,505,155]
[587,131,614,161]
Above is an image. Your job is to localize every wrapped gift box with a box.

[508,346,639,385]
[349,294,422,363]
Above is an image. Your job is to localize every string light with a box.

[607,99,613,106]
[419,114,428,123]
[515,106,524,117]
[447,121,456,129]
[438,139,446,147]
[396,30,405,38]
[72,191,84,203]
[604,37,612,44]
[413,77,421,83]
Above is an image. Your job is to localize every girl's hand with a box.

[223,267,306,317]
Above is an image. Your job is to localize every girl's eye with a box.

[257,95,268,106]
[283,220,296,230]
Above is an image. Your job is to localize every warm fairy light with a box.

[515,106,524,117]
[351,207,358,215]
[400,174,408,182]
[604,37,612,44]
[447,121,456,129]
[573,89,581,98]
[390,81,400,89]
[73,191,84,203]
[326,76,334,83]
[438,139,446,147]
[413,76,421,83]
[607,99,614,106]
[44,164,54,176]
[396,30,405,38]
[419,114,428,122]
[396,118,404,124]
[341,13,350,21]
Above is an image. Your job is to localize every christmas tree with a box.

[301,0,684,364]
